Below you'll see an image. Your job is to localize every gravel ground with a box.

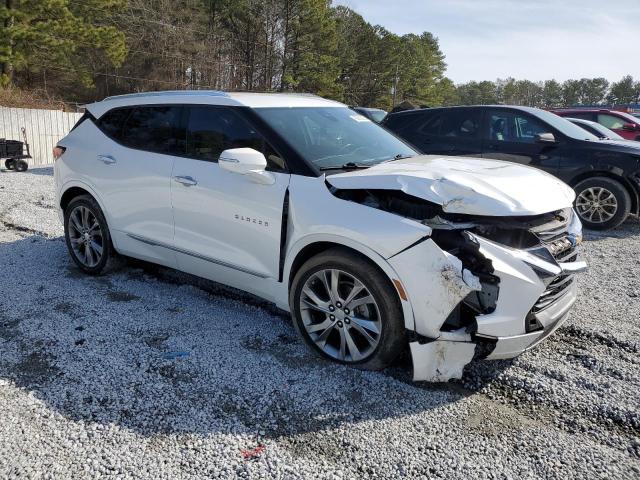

[0,166,639,479]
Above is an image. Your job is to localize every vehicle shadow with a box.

[0,166,53,176]
[22,165,54,176]
[0,234,510,442]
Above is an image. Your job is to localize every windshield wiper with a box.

[319,162,372,171]
[379,153,415,163]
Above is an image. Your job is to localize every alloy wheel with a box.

[299,268,382,363]
[575,186,618,224]
[68,205,104,268]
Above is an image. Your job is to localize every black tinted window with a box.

[383,113,419,133]
[98,108,132,141]
[186,107,285,170]
[417,114,444,135]
[121,106,185,154]
[489,111,548,144]
[440,110,481,138]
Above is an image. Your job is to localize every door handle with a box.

[173,175,198,187]
[97,154,116,165]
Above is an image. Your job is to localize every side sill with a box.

[126,233,269,279]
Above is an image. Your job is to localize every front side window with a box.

[488,112,547,144]
[185,107,285,170]
[254,107,416,171]
[121,106,185,155]
[598,114,625,130]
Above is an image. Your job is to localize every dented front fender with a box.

[388,238,481,338]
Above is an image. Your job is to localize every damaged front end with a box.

[332,187,587,382]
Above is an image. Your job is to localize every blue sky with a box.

[334,0,640,83]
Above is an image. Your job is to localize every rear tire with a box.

[4,159,14,170]
[13,159,28,172]
[64,195,116,275]
[289,248,405,371]
[574,177,631,230]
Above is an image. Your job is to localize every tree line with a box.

[1,0,639,110]
[1,0,449,109]
[451,76,640,109]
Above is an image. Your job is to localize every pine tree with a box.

[0,0,126,87]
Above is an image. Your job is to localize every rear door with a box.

[92,105,185,266]
[170,106,290,292]
[480,108,560,174]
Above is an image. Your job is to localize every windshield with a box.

[591,123,624,140]
[534,109,600,141]
[569,119,624,140]
[254,107,416,170]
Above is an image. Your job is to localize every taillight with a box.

[53,146,66,160]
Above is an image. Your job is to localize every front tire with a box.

[574,177,631,230]
[289,248,405,371]
[64,195,115,275]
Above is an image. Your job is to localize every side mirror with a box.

[535,132,557,144]
[219,148,275,185]
[621,122,638,132]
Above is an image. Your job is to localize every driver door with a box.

[170,106,290,295]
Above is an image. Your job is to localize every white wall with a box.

[0,107,82,166]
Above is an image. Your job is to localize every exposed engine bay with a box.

[331,186,585,381]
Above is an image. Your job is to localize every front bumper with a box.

[483,279,577,359]
[389,230,586,382]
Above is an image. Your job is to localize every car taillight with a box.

[53,146,66,160]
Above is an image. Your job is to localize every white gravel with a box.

[0,166,638,479]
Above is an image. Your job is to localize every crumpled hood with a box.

[326,155,575,216]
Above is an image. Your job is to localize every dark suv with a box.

[382,105,640,230]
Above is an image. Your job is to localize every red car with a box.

[552,108,640,141]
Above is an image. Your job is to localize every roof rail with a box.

[103,90,229,101]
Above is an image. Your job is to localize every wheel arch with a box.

[59,181,109,216]
[58,181,118,247]
[280,234,416,332]
[60,186,93,211]
[569,170,639,215]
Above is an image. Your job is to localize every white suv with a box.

[54,91,586,381]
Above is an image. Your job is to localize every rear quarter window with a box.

[97,108,132,142]
[121,106,186,155]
